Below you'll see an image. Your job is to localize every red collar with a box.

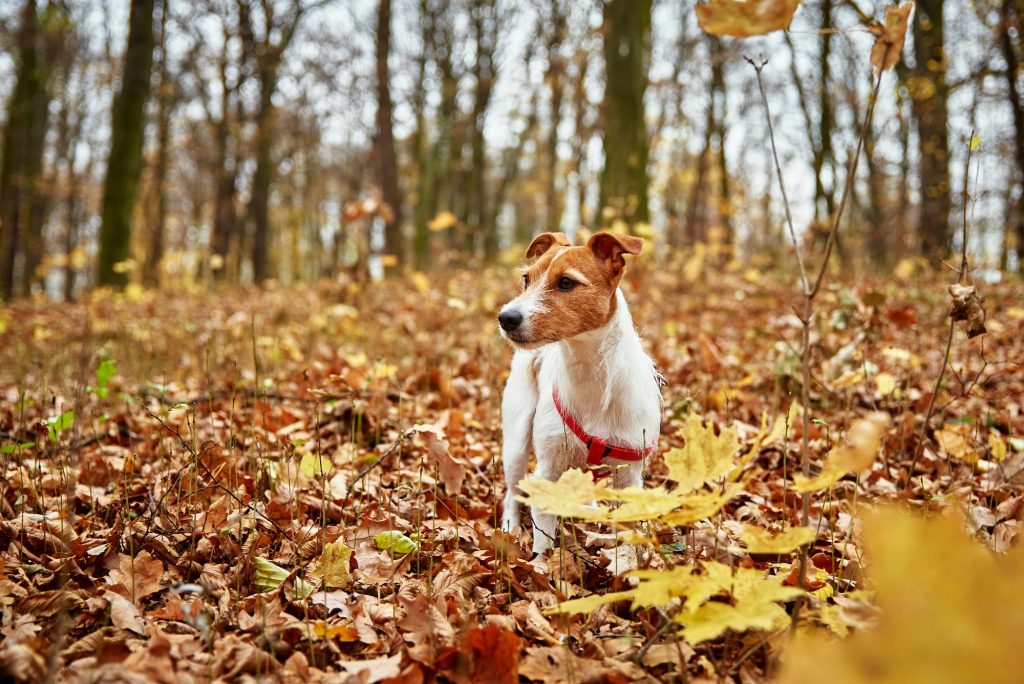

[552,384,655,469]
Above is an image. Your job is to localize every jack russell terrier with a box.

[498,231,661,553]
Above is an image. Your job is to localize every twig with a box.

[340,429,413,511]
[905,129,978,486]
[747,59,885,595]
[136,397,296,541]
[747,56,809,294]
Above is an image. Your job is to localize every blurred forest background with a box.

[0,0,1021,300]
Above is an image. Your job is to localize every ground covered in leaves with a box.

[1,263,1023,683]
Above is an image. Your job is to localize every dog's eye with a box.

[522,274,530,288]
[557,276,577,291]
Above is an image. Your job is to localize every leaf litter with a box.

[0,266,1022,681]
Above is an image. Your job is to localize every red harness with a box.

[551,384,655,476]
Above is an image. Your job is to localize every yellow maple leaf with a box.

[676,564,802,644]
[601,486,690,523]
[791,413,889,492]
[516,469,610,521]
[779,507,1024,684]
[665,415,739,493]
[543,589,636,615]
[696,0,802,37]
[658,486,742,526]
[739,525,816,554]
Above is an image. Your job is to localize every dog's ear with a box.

[587,232,643,276]
[526,232,571,260]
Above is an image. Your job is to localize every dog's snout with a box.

[498,309,523,332]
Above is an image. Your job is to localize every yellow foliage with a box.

[989,431,1008,463]
[428,210,458,231]
[311,542,353,589]
[739,525,816,554]
[791,413,890,492]
[780,508,1024,684]
[676,563,803,644]
[875,372,898,397]
[516,469,610,522]
[658,486,742,526]
[299,450,333,478]
[665,415,739,493]
[935,424,979,464]
[548,561,802,645]
[543,590,636,615]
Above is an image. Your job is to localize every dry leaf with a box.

[696,0,802,37]
[948,283,987,338]
[869,2,913,74]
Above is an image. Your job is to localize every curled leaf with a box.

[869,2,913,75]
[948,283,987,338]
[374,531,420,556]
[696,0,802,37]
[791,413,890,492]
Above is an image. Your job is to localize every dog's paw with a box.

[500,513,520,533]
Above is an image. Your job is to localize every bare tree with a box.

[97,0,157,289]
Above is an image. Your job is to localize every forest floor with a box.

[1,261,1022,683]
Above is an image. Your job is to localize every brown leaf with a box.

[510,601,560,646]
[336,654,403,683]
[696,0,802,37]
[462,624,524,684]
[398,592,455,648]
[108,550,164,602]
[519,646,647,683]
[413,424,465,494]
[869,2,914,74]
[0,643,46,684]
[103,590,147,635]
[948,283,987,338]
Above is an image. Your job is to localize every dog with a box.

[497,231,662,553]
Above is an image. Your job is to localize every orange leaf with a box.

[696,0,802,37]
[869,2,914,74]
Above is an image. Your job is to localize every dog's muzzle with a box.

[498,309,523,332]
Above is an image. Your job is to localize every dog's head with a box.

[497,231,644,348]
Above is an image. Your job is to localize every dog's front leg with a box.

[501,352,537,532]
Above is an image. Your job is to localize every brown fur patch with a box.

[515,243,626,344]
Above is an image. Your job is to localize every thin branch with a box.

[746,56,809,294]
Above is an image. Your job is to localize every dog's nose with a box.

[498,309,523,332]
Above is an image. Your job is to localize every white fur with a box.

[501,288,661,553]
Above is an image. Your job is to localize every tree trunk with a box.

[599,0,652,230]
[471,0,498,260]
[97,0,156,289]
[999,0,1024,271]
[210,37,238,282]
[411,0,432,269]
[544,0,567,234]
[912,0,952,261]
[710,38,731,248]
[0,0,48,300]
[143,0,171,288]
[250,66,275,284]
[375,0,403,267]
